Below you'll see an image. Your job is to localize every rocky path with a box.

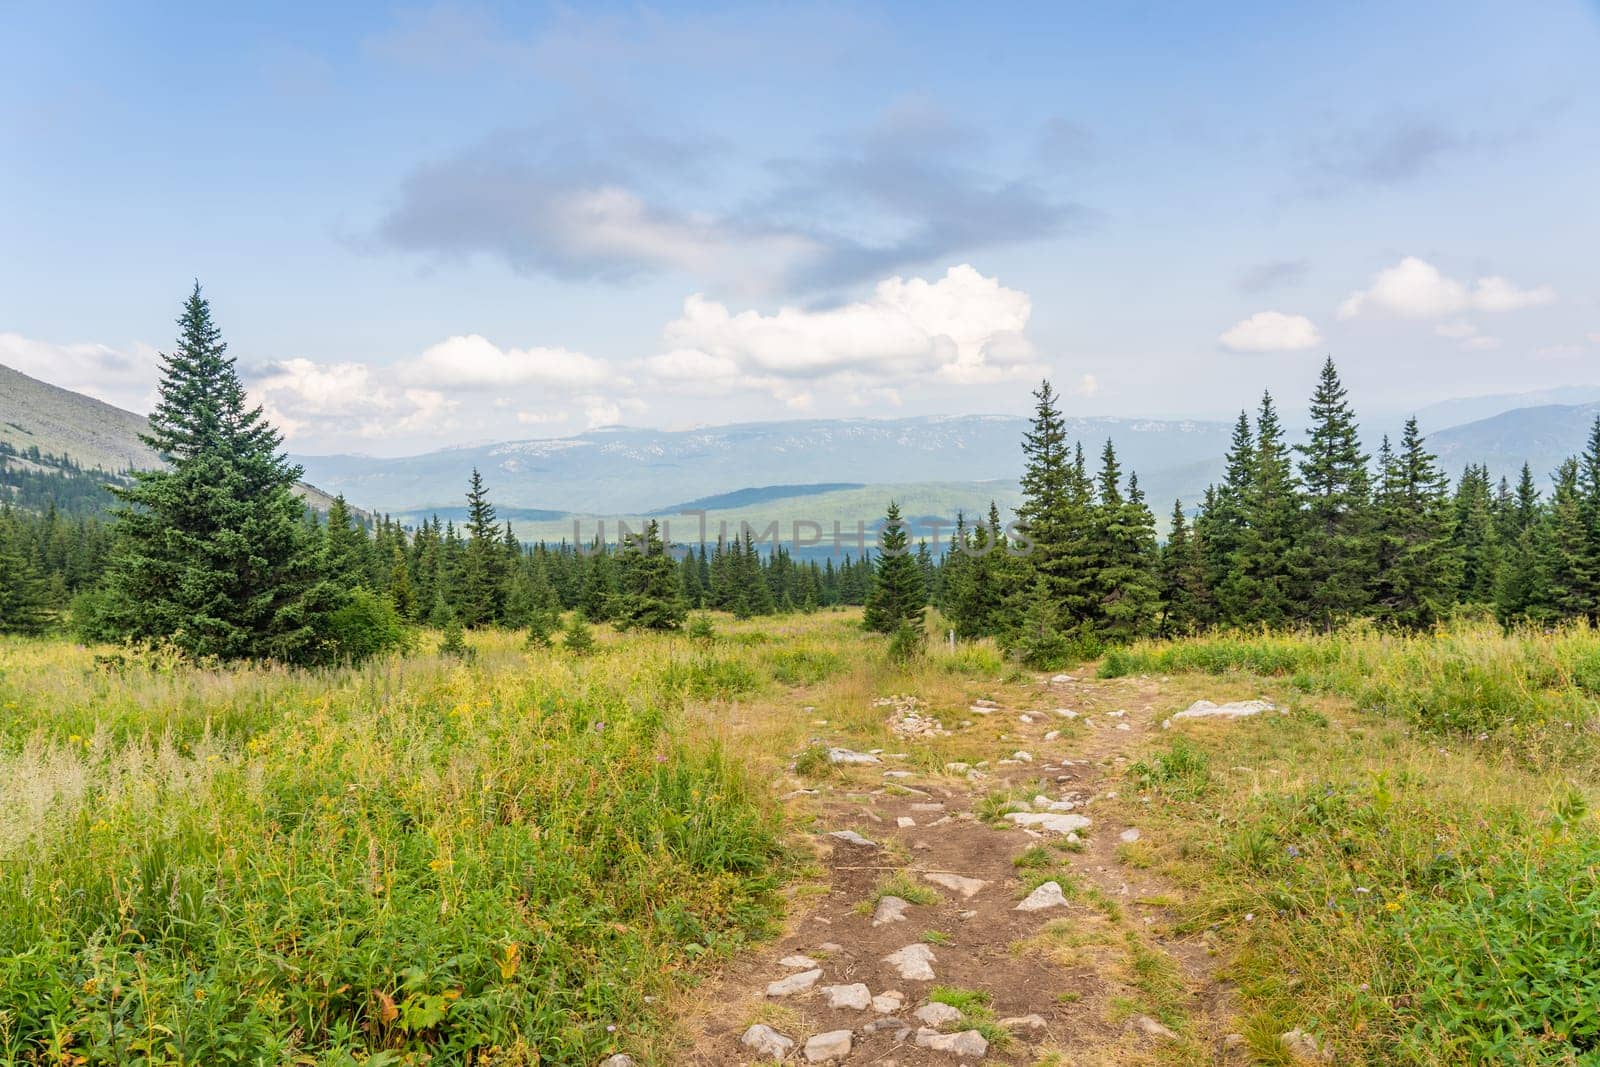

[677,669,1239,1065]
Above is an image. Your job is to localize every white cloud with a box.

[1433,320,1478,340]
[1338,256,1555,319]
[402,334,617,390]
[1462,336,1502,351]
[649,264,1040,398]
[1218,311,1321,352]
[1073,373,1101,398]
[0,332,161,412]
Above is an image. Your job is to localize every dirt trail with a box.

[678,669,1238,1065]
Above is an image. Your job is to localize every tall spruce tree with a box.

[458,469,505,627]
[1200,411,1254,623]
[1158,500,1206,636]
[1371,419,1458,628]
[1235,392,1299,627]
[0,509,52,635]
[1291,357,1374,629]
[1016,380,1092,621]
[1538,459,1599,621]
[102,285,337,663]
[864,501,925,634]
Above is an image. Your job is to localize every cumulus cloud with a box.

[1337,257,1555,320]
[647,264,1040,398]
[1218,311,1321,352]
[0,332,162,412]
[402,334,616,390]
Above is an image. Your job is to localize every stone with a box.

[921,871,987,898]
[1000,1013,1049,1032]
[872,990,905,1013]
[817,941,844,954]
[883,943,937,981]
[780,954,819,969]
[896,816,916,828]
[741,1024,795,1059]
[1054,708,1079,718]
[822,983,872,1010]
[1050,673,1073,684]
[1280,1029,1331,1062]
[967,705,993,716]
[828,829,877,847]
[1128,1015,1178,1041]
[883,770,914,779]
[803,1029,853,1062]
[1221,1033,1249,1060]
[873,895,911,926]
[1019,713,1034,723]
[1005,811,1092,834]
[1116,722,1132,731]
[1163,699,1278,729]
[1011,750,1034,762]
[914,1028,989,1056]
[865,1017,912,1040]
[910,802,944,812]
[1119,827,1142,843]
[828,747,881,765]
[1043,729,1061,741]
[600,1057,637,1067]
[913,1002,963,1026]
[767,968,823,997]
[1015,881,1069,911]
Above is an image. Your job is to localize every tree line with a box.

[8,287,1600,665]
[930,359,1600,665]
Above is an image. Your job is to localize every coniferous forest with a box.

[7,290,1600,666]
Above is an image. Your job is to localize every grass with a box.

[0,627,790,1064]
[1110,619,1600,1065]
[927,985,1010,1048]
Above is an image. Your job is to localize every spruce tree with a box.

[1236,392,1299,627]
[1016,380,1091,619]
[1158,500,1206,636]
[612,520,687,630]
[864,501,925,634]
[1201,412,1254,624]
[1094,459,1161,643]
[1537,460,1598,621]
[458,469,505,627]
[1291,357,1374,629]
[102,285,336,663]
[0,510,52,634]
[1370,418,1458,628]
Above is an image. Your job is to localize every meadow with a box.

[4,613,1600,1065]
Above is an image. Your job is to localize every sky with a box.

[3,1,1599,456]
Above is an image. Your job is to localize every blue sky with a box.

[3,1,1598,455]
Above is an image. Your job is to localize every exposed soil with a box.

[677,669,1239,1065]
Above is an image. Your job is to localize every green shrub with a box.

[326,588,411,664]
[764,647,841,685]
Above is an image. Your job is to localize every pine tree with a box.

[1537,460,1598,621]
[1016,380,1092,619]
[1235,392,1299,627]
[1494,465,1542,620]
[1371,419,1458,628]
[562,610,597,655]
[1200,411,1254,624]
[1094,458,1160,642]
[1450,464,1500,605]
[322,495,368,589]
[1291,357,1374,629]
[612,520,687,630]
[864,501,925,634]
[102,285,338,663]
[0,510,52,634]
[458,469,505,627]
[1158,500,1206,636]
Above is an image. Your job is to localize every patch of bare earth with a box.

[676,670,1238,1065]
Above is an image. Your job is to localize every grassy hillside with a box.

[0,363,156,473]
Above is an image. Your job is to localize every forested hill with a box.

[0,362,345,517]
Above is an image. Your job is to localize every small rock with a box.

[914,1028,989,1056]
[1005,811,1092,835]
[822,983,872,1010]
[817,941,844,954]
[883,943,937,981]
[910,802,944,812]
[1019,713,1034,723]
[883,770,914,779]
[865,1017,912,1040]
[1015,881,1069,911]
[1050,673,1072,684]
[1280,1028,1331,1062]
[967,705,993,716]
[600,1057,637,1067]
[1128,1015,1178,1041]
[828,829,877,847]
[944,761,971,774]
[897,816,916,828]
[741,1024,795,1059]
[828,747,881,765]
[767,968,823,997]
[914,1002,963,1026]
[780,954,819,969]
[922,871,988,898]
[873,895,912,926]
[779,789,820,800]
[1119,828,1142,843]
[1011,750,1034,762]
[1116,722,1132,731]
[1043,729,1061,741]
[803,1029,853,1062]
[1221,1032,1249,1060]
[872,990,905,1013]
[1054,707,1079,718]
[1000,1013,1049,1032]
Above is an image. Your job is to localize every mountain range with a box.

[5,360,1600,534]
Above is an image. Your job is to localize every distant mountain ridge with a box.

[292,415,1236,514]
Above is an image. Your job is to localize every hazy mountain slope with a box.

[0,363,158,471]
[1415,387,1600,434]
[0,362,345,514]
[1430,401,1600,482]
[293,415,1236,514]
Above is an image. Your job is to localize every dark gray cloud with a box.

[374,104,1087,293]
[1237,258,1310,294]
